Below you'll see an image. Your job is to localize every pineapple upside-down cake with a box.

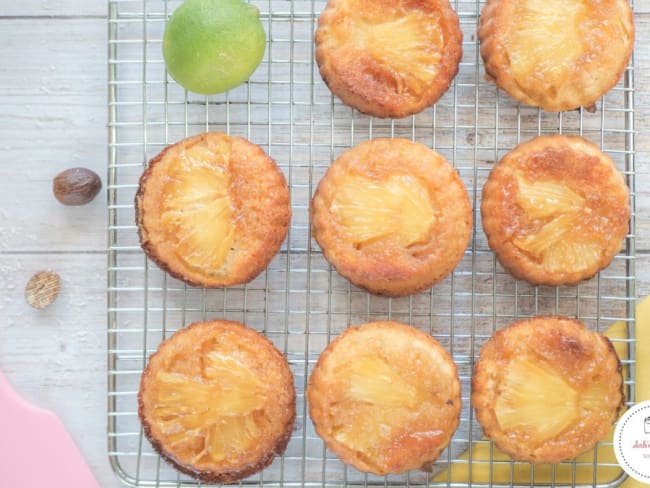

[136,132,290,288]
[478,0,634,111]
[138,320,296,483]
[311,138,472,297]
[481,135,630,286]
[472,316,623,464]
[315,0,463,118]
[307,321,461,475]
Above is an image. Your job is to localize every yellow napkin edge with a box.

[622,297,650,487]
[433,296,649,486]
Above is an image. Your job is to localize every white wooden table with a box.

[0,1,648,487]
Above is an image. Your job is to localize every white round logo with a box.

[614,400,650,484]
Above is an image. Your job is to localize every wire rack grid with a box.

[107,0,637,487]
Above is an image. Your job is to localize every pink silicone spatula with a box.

[0,369,101,487]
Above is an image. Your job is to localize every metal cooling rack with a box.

[107,1,637,486]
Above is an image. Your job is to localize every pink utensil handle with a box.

[0,369,101,487]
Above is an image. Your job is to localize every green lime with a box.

[163,0,266,95]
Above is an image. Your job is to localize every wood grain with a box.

[1,1,106,17]
[0,18,107,252]
[0,253,117,486]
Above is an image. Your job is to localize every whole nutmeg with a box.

[25,270,61,309]
[53,167,102,205]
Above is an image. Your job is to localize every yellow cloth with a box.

[434,297,649,486]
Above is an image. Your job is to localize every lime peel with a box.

[163,0,266,95]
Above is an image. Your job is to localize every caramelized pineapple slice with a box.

[160,147,235,271]
[514,213,577,258]
[516,176,584,220]
[154,352,267,463]
[330,3,443,96]
[200,415,262,463]
[580,376,617,414]
[359,14,442,95]
[330,174,434,248]
[506,0,587,90]
[542,240,603,274]
[331,356,432,452]
[332,408,393,455]
[343,356,427,407]
[513,176,603,273]
[495,358,579,443]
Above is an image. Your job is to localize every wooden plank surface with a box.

[0,18,107,252]
[1,2,117,486]
[0,1,106,17]
[0,1,648,487]
[0,253,115,485]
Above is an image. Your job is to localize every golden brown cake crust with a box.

[472,316,623,464]
[138,320,296,484]
[311,138,472,297]
[481,135,630,286]
[478,0,634,112]
[315,0,462,118]
[307,321,461,475]
[136,132,291,288]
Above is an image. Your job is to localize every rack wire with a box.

[107,0,637,486]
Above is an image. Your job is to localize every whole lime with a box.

[163,0,266,95]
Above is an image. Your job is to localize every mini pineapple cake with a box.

[307,321,461,475]
[478,0,634,112]
[481,135,630,286]
[472,316,623,464]
[138,320,296,483]
[315,0,463,118]
[311,138,472,297]
[136,132,291,288]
